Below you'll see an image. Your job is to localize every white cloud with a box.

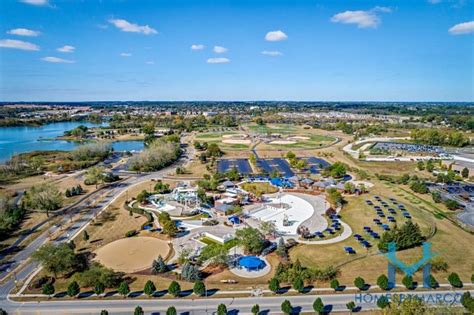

[41,56,74,63]
[108,18,157,35]
[213,46,228,54]
[19,0,48,6]
[146,61,155,65]
[0,39,39,51]
[120,52,132,57]
[7,28,40,37]
[191,44,204,50]
[261,50,283,56]
[265,30,288,42]
[57,45,75,53]
[449,21,474,35]
[331,7,392,29]
[207,57,230,64]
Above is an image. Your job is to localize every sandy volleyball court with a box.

[94,237,170,273]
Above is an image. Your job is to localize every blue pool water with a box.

[238,256,266,271]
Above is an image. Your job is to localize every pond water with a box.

[0,121,144,162]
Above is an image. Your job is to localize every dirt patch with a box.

[94,236,170,273]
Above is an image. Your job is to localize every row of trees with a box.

[0,194,26,240]
[411,128,470,147]
[128,140,181,172]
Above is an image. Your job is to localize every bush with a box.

[430,257,448,272]
[428,275,438,289]
[346,301,356,312]
[448,272,462,288]
[42,283,55,296]
[251,304,260,315]
[117,281,130,297]
[134,306,144,315]
[313,297,324,314]
[94,282,105,295]
[293,276,304,292]
[143,280,156,296]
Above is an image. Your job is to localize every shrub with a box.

[377,274,389,290]
[293,276,304,293]
[117,281,130,297]
[346,301,356,312]
[428,275,438,289]
[125,230,137,237]
[94,282,105,296]
[134,306,144,315]
[430,257,448,272]
[42,283,55,296]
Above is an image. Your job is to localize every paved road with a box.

[0,147,192,303]
[3,289,472,314]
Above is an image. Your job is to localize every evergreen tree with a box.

[134,306,144,315]
[251,304,260,315]
[448,272,463,288]
[117,281,130,297]
[330,279,339,291]
[217,304,227,315]
[346,301,356,313]
[193,280,206,296]
[94,282,105,296]
[166,306,177,315]
[143,280,156,296]
[402,275,414,290]
[354,277,366,290]
[152,255,169,274]
[281,300,292,314]
[293,276,304,292]
[313,297,324,314]
[168,281,181,297]
[428,275,438,289]
[100,311,108,315]
[181,262,201,281]
[377,296,390,309]
[269,277,280,293]
[461,167,469,178]
[377,274,389,290]
[42,283,55,297]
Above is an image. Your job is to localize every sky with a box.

[0,0,473,102]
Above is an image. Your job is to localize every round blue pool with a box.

[238,256,266,271]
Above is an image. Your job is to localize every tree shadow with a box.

[205,288,219,296]
[152,290,167,297]
[78,290,95,298]
[129,290,143,298]
[335,285,346,292]
[179,289,193,297]
[277,286,291,294]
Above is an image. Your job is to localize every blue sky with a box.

[0,0,472,102]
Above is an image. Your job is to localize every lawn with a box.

[240,182,279,195]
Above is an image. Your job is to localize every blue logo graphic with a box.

[383,242,437,289]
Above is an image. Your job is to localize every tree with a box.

[181,262,201,281]
[251,304,260,315]
[168,281,181,297]
[326,188,343,207]
[354,277,365,290]
[83,230,89,241]
[461,167,469,178]
[94,282,105,296]
[461,292,474,313]
[84,166,106,187]
[100,311,108,315]
[377,274,389,290]
[444,199,460,210]
[166,306,177,315]
[281,300,292,314]
[0,308,7,315]
[152,255,169,274]
[276,237,287,259]
[448,272,462,288]
[117,281,130,298]
[313,297,324,314]
[235,227,265,255]
[269,277,280,293]
[193,280,206,296]
[377,295,389,309]
[143,280,156,296]
[67,281,80,297]
[259,221,277,237]
[42,283,55,297]
[32,243,78,277]
[428,275,438,289]
[402,275,414,290]
[24,183,63,217]
[330,279,339,291]
[134,306,144,315]
[293,276,304,292]
[325,162,347,178]
[217,304,227,315]
[346,301,356,314]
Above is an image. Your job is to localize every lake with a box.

[0,121,144,163]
